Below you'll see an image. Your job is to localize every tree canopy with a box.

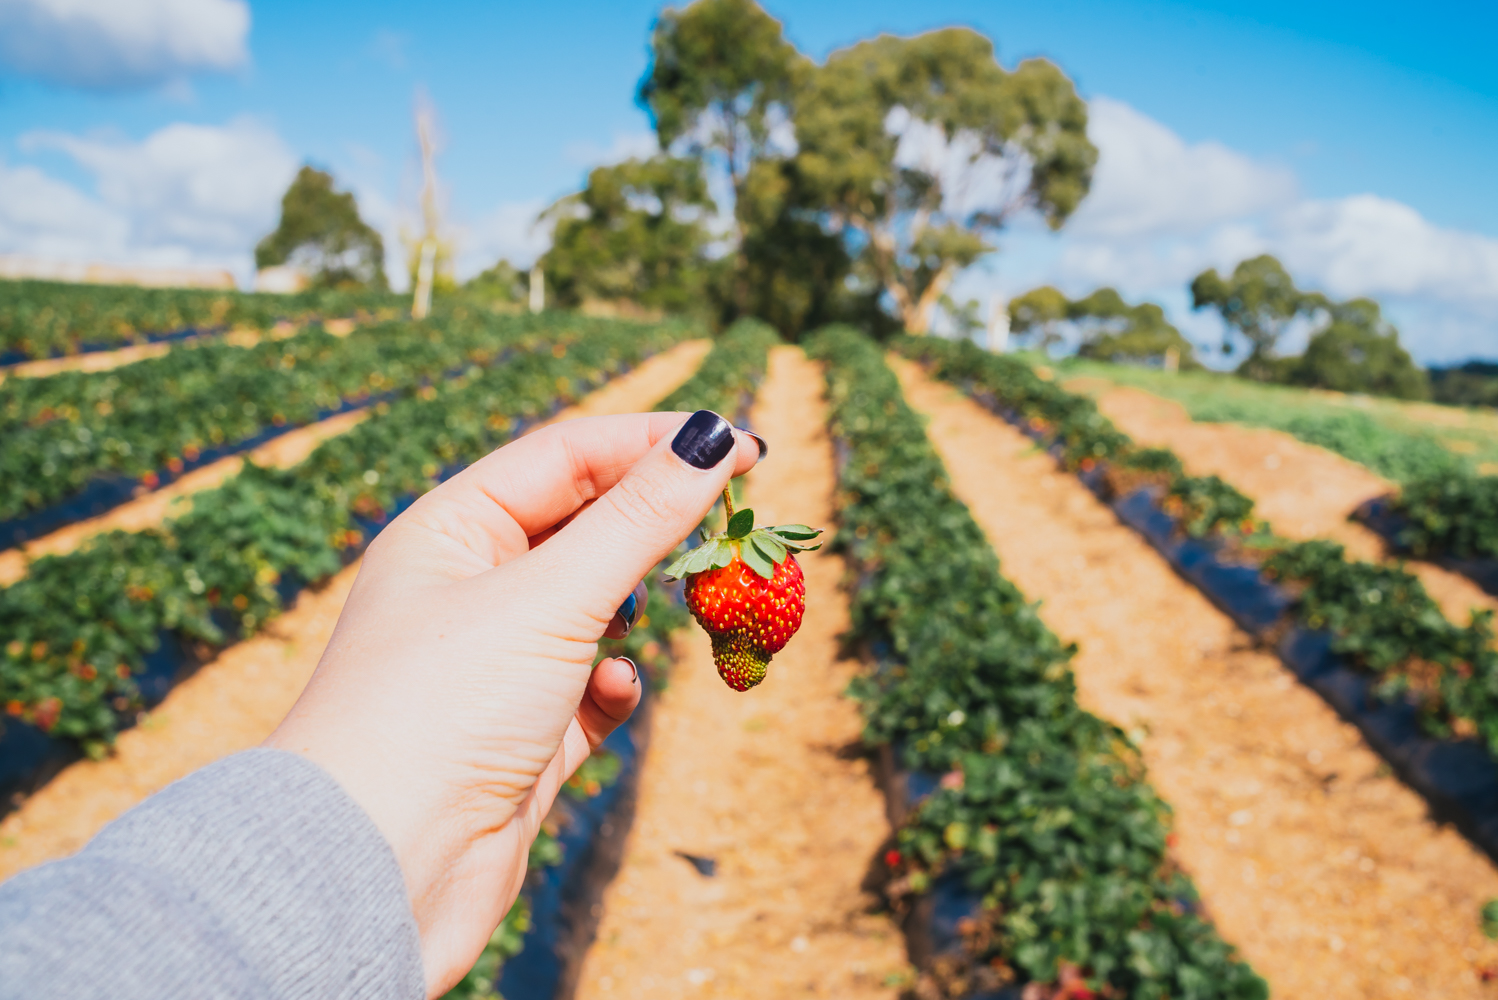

[539,156,717,315]
[255,166,388,291]
[795,29,1095,332]
[1190,254,1314,369]
[545,4,1097,338]
[1286,298,1428,400]
[1009,285,1198,367]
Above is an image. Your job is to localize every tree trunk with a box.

[899,264,955,335]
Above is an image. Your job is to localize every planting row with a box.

[0,279,403,361]
[0,318,686,755]
[811,327,1265,1000]
[0,310,627,535]
[1059,357,1498,578]
[900,339,1498,819]
[457,321,779,998]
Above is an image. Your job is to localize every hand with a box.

[265,409,760,996]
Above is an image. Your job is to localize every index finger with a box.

[398,411,758,567]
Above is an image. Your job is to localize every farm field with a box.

[894,358,1498,997]
[1063,377,1498,626]
[1061,359,1498,477]
[4,307,1498,999]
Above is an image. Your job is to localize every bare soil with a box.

[1066,377,1498,625]
[0,318,322,383]
[896,358,1498,1000]
[0,339,711,879]
[0,409,370,587]
[575,347,907,1000]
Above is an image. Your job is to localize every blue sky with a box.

[0,0,1495,362]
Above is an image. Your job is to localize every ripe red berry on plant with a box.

[666,486,823,691]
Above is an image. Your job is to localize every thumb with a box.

[507,409,758,626]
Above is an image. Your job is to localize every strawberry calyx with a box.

[665,505,823,581]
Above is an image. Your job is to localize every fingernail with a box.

[611,591,639,636]
[671,409,735,470]
[620,655,639,684]
[738,427,769,462]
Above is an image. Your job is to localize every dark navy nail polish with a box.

[738,427,769,462]
[613,591,639,635]
[671,410,735,470]
[619,656,639,684]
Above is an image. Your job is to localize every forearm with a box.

[0,749,423,1000]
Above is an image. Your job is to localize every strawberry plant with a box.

[0,314,690,749]
[901,335,1498,776]
[0,308,567,528]
[0,278,403,359]
[811,326,1265,1000]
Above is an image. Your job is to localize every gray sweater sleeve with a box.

[0,748,424,1000]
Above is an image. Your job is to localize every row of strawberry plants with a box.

[0,279,404,360]
[0,319,687,752]
[456,322,777,997]
[0,308,575,531]
[899,337,1498,772]
[1386,474,1498,567]
[811,326,1265,1000]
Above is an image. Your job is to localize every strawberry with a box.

[665,490,822,691]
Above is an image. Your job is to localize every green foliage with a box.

[654,317,778,413]
[1430,362,1498,409]
[1284,299,1428,400]
[1190,255,1312,365]
[1395,474,1498,560]
[541,157,717,315]
[640,0,805,188]
[1008,285,1198,367]
[0,312,520,522]
[463,260,528,305]
[1483,899,1498,940]
[0,279,402,360]
[255,166,388,291]
[438,899,531,1000]
[0,313,689,747]
[797,31,1094,332]
[901,336,1498,777]
[809,325,1265,1000]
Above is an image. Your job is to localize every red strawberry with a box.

[666,490,822,691]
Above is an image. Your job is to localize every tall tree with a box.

[1008,285,1070,354]
[1189,254,1317,370]
[255,166,388,291]
[639,0,806,224]
[1288,298,1429,399]
[539,156,717,315]
[1009,285,1198,366]
[794,29,1096,333]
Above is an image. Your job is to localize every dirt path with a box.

[1066,377,1498,626]
[895,358,1498,1000]
[0,319,318,383]
[0,339,710,879]
[0,409,369,587]
[575,346,906,1000]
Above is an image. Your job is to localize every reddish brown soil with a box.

[1066,377,1498,626]
[896,358,1498,1000]
[575,347,907,1000]
[0,340,711,879]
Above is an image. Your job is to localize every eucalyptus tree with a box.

[1189,254,1320,369]
[539,156,717,315]
[793,29,1096,333]
[255,166,388,290]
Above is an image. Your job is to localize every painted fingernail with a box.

[737,427,769,462]
[671,409,735,470]
[612,591,639,636]
[619,655,639,684]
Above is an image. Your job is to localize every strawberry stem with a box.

[721,485,735,526]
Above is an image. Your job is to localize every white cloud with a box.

[1,118,296,284]
[454,199,550,281]
[563,131,660,168]
[973,97,1498,364]
[0,0,249,90]
[1068,97,1298,239]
